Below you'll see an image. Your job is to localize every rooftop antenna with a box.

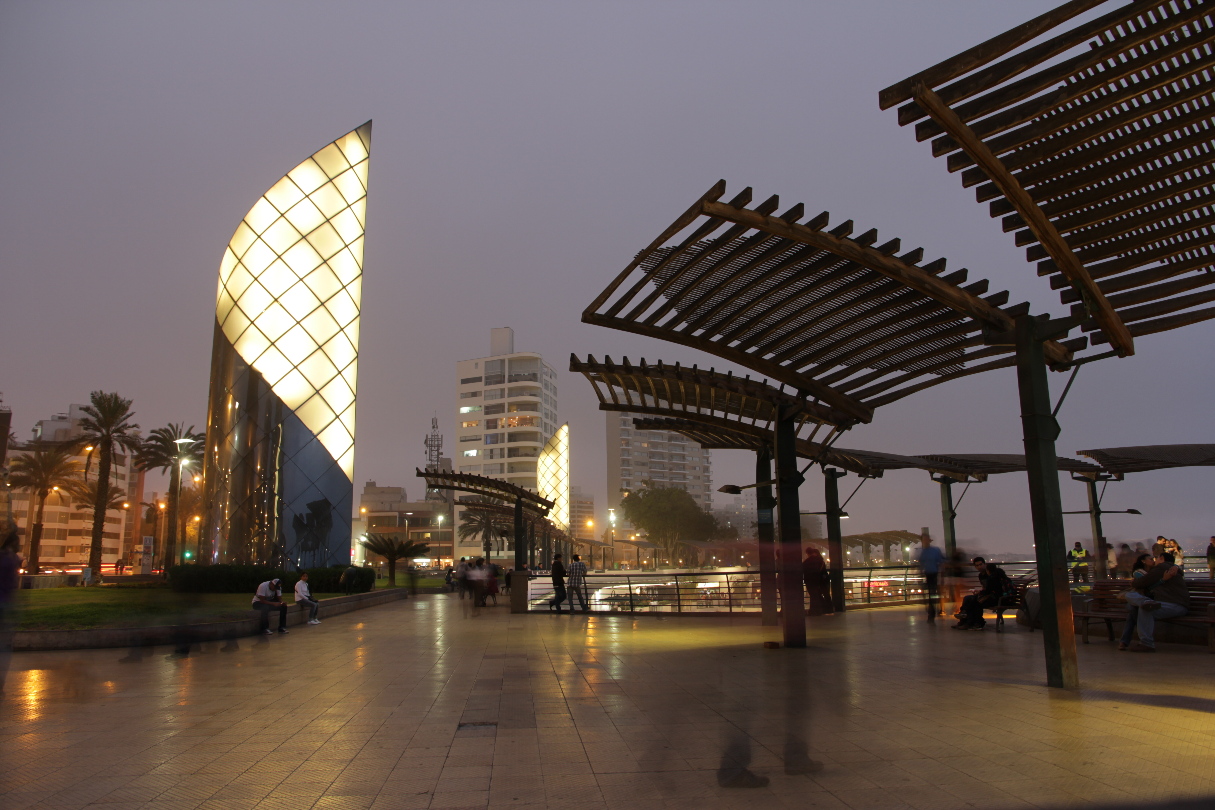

[423,416,443,470]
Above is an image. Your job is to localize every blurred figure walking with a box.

[566,554,589,613]
[802,547,832,616]
[916,530,944,623]
[548,554,567,613]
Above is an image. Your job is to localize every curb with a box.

[14,588,409,652]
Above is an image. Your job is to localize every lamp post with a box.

[608,509,617,571]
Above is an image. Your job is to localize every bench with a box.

[1076,579,1215,652]
[988,578,1032,633]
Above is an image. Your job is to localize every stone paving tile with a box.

[6,597,1215,809]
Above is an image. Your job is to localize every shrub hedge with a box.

[167,564,376,594]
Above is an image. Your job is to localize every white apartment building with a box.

[9,404,141,570]
[455,328,558,491]
[605,412,713,518]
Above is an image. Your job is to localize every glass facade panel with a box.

[537,424,570,532]
[203,122,371,568]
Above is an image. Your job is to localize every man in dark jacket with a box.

[1121,550,1189,652]
[549,554,567,613]
[953,557,1010,630]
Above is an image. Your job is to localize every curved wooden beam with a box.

[911,84,1134,357]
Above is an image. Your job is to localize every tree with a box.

[8,443,83,574]
[457,505,512,558]
[77,392,141,577]
[360,534,430,586]
[136,423,202,571]
[66,477,129,565]
[621,484,719,562]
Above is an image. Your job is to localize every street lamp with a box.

[1066,472,1142,578]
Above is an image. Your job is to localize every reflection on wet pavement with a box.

[2,595,1214,808]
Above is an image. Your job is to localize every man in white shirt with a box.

[253,578,289,635]
[295,572,321,625]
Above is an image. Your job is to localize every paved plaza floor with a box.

[3,594,1214,810]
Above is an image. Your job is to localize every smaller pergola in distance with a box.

[415,468,553,611]
[456,499,572,572]
[1076,444,1215,568]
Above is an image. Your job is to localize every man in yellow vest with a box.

[1068,542,1090,584]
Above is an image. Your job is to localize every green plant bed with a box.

[13,589,344,631]
[167,564,374,594]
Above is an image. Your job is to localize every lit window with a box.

[459,405,482,414]
[460,420,479,428]
[462,449,478,457]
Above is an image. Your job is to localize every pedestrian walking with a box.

[566,554,589,613]
[253,578,289,635]
[1207,537,1215,580]
[549,553,567,612]
[468,558,489,608]
[916,530,945,623]
[340,564,360,595]
[295,572,321,625]
[0,525,22,690]
[456,557,470,599]
[802,547,832,616]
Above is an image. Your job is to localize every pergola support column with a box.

[511,497,528,613]
[937,476,957,559]
[1086,479,1108,579]
[774,404,807,648]
[824,468,847,614]
[755,446,779,627]
[1015,315,1079,689]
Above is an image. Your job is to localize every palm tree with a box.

[360,533,430,586]
[77,392,141,577]
[135,423,202,571]
[8,443,83,574]
[458,506,511,559]
[66,477,129,566]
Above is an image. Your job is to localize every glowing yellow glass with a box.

[215,122,371,481]
[537,424,570,532]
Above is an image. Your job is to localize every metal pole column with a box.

[937,477,957,559]
[824,468,847,614]
[773,404,807,648]
[1015,315,1079,689]
[755,446,779,627]
[511,497,527,613]
[1086,479,1108,579]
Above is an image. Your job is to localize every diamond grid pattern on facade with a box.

[215,123,371,480]
[537,424,570,532]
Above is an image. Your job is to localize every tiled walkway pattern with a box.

[3,596,1215,809]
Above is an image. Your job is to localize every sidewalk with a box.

[2,596,1213,809]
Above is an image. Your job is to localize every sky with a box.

[2,1,1212,557]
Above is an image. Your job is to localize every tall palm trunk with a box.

[87,444,112,575]
[27,489,48,575]
[387,557,397,586]
[164,463,181,569]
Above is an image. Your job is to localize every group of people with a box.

[546,553,589,613]
[1117,541,1192,652]
[250,572,323,635]
[445,557,509,607]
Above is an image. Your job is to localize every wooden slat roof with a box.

[415,468,552,513]
[628,416,978,480]
[570,355,840,441]
[1077,443,1215,472]
[582,181,1078,425]
[883,0,1215,357]
[917,453,1103,478]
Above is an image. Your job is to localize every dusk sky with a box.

[2,1,1211,556]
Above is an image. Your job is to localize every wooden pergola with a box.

[881,0,1215,359]
[880,0,1215,688]
[415,468,553,613]
[576,200,1074,647]
[457,499,573,573]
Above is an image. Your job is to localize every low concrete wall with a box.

[21,574,81,589]
[13,588,408,652]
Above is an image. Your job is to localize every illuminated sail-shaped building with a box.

[202,122,371,567]
[537,424,570,532]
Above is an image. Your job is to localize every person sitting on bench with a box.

[953,557,1011,631]
[253,578,289,635]
[1120,550,1189,652]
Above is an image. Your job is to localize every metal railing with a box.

[524,563,1037,614]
